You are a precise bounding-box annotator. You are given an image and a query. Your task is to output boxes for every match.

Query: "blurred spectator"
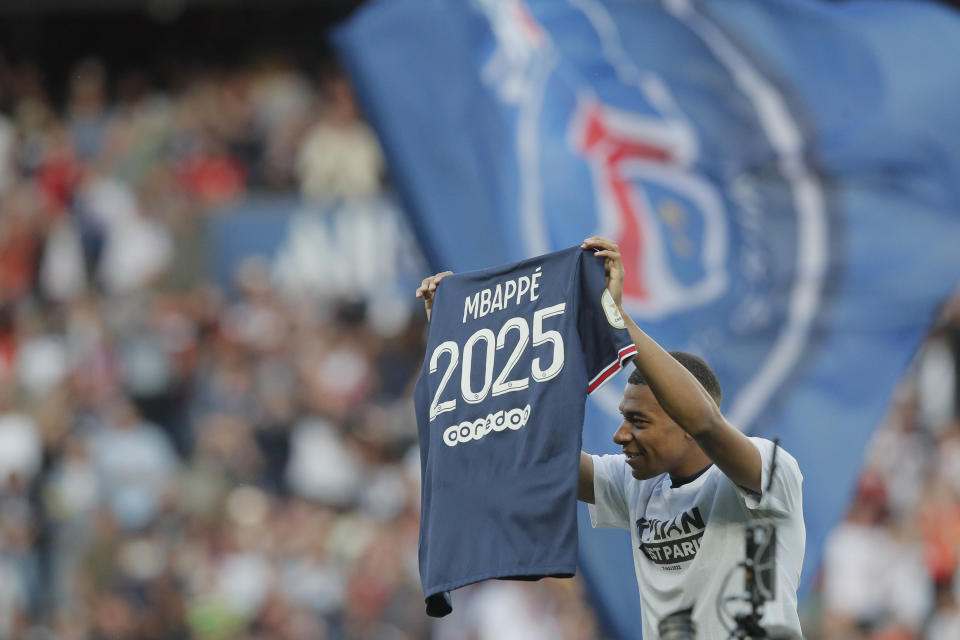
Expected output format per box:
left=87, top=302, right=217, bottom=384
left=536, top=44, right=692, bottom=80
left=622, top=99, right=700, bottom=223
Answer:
left=926, top=581, right=960, bottom=640
left=286, top=415, right=362, bottom=507
left=16, top=317, right=69, bottom=397
left=0, top=388, right=42, bottom=488
left=0, top=182, right=43, bottom=305
left=296, top=74, right=383, bottom=200
left=88, top=395, right=178, bottom=531
left=66, top=58, right=111, bottom=162
left=434, top=579, right=601, bottom=640
left=823, top=474, right=900, bottom=635
left=813, top=287, right=960, bottom=640
left=0, top=110, right=14, bottom=196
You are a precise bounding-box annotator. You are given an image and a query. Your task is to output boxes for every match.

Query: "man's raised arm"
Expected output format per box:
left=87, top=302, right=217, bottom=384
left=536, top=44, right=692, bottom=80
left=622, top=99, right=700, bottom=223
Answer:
left=581, top=237, right=763, bottom=494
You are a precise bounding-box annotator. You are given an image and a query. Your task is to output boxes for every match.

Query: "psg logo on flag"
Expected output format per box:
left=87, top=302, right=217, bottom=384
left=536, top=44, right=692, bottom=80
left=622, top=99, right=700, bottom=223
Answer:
left=472, top=0, right=833, bottom=430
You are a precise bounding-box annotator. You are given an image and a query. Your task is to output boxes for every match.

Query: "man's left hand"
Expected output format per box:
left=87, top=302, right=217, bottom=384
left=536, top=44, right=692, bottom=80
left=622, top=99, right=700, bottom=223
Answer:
left=582, top=237, right=625, bottom=308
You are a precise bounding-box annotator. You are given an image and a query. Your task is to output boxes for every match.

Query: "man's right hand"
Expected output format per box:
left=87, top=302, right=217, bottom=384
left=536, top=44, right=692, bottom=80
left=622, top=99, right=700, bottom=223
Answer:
left=415, top=271, right=453, bottom=322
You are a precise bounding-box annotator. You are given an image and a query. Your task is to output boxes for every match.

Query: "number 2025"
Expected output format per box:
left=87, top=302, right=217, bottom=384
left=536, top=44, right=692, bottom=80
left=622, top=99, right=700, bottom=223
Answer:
left=429, top=303, right=566, bottom=421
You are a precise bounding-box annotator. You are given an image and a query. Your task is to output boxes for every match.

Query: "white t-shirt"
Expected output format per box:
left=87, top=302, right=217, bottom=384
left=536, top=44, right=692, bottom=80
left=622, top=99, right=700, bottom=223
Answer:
left=589, top=437, right=805, bottom=639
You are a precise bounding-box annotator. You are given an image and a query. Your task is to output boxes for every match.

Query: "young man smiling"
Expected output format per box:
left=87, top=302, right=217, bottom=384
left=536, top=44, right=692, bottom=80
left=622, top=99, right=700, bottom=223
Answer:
left=577, top=236, right=805, bottom=639
left=416, top=237, right=805, bottom=638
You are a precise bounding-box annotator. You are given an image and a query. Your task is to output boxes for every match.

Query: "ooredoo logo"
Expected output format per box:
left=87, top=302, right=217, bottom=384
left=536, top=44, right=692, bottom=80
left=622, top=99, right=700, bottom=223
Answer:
left=443, top=405, right=532, bottom=447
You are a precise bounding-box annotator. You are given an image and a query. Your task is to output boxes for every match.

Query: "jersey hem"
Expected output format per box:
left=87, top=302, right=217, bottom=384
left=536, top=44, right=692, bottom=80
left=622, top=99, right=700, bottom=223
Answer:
left=587, top=344, right=637, bottom=394
left=424, top=563, right=577, bottom=595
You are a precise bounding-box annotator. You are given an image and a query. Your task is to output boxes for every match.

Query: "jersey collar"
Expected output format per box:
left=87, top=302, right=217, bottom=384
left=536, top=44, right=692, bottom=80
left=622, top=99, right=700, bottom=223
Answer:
left=669, top=464, right=713, bottom=489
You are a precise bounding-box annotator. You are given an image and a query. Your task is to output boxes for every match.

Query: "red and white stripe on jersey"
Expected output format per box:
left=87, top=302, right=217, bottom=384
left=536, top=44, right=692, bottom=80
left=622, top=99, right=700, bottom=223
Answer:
left=587, top=344, right=638, bottom=395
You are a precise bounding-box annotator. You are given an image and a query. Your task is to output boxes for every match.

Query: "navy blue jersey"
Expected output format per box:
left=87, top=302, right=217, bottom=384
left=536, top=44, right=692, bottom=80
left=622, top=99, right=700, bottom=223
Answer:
left=414, top=246, right=636, bottom=616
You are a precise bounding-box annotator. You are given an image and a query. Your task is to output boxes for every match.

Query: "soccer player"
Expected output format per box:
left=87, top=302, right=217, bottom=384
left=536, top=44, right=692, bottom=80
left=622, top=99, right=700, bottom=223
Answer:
left=416, top=237, right=805, bottom=638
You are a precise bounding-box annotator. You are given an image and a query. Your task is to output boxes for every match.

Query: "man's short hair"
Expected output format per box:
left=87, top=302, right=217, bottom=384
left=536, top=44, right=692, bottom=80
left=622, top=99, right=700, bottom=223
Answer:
left=627, top=351, right=722, bottom=405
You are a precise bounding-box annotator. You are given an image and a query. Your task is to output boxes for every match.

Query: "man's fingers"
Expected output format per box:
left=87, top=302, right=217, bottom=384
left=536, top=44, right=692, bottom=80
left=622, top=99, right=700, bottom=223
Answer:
left=581, top=236, right=619, bottom=252
left=428, top=271, right=453, bottom=291
left=416, top=279, right=432, bottom=299
left=591, top=249, right=621, bottom=260
left=416, top=271, right=454, bottom=300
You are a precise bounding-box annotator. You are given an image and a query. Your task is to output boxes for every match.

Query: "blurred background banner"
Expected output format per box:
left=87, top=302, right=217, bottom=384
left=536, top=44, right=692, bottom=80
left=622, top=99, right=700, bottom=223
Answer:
left=209, top=195, right=423, bottom=305
left=335, top=0, right=960, bottom=635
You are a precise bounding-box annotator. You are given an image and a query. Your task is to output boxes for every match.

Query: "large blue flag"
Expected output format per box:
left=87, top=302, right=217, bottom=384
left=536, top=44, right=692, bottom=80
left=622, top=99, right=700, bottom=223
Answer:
left=335, top=0, right=960, bottom=635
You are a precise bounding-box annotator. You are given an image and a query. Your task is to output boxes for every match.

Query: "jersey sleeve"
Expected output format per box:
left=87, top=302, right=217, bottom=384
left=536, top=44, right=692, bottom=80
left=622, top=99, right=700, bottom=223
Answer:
left=575, top=251, right=637, bottom=395
left=735, top=437, right=803, bottom=516
left=587, top=454, right=631, bottom=530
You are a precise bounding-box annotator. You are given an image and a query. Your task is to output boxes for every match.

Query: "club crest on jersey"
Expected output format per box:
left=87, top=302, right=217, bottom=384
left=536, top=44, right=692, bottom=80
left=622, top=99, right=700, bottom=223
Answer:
left=601, top=289, right=626, bottom=329
left=471, top=0, right=831, bottom=430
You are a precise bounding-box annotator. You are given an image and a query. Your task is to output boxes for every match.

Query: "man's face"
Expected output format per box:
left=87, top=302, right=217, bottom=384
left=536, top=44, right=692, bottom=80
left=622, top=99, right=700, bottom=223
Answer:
left=614, top=383, right=694, bottom=480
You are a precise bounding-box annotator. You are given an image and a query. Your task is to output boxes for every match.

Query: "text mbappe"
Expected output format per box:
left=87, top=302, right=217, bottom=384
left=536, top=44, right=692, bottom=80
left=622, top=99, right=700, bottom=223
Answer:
left=463, top=266, right=542, bottom=323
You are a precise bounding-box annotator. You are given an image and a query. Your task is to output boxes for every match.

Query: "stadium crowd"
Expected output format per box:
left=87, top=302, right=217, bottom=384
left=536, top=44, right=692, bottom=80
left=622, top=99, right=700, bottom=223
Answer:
left=1, top=52, right=959, bottom=640
left=806, top=295, right=960, bottom=640
left=0, top=57, right=601, bottom=639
